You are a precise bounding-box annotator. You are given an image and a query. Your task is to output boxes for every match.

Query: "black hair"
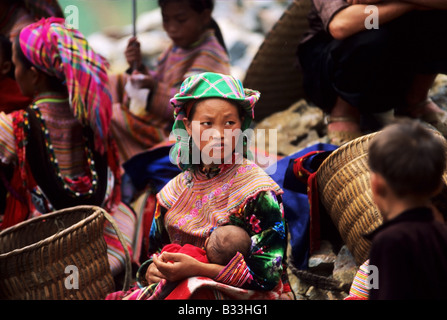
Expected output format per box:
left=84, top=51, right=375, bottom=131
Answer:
left=158, top=0, right=227, bottom=52
left=206, top=225, right=251, bottom=265
left=368, top=119, right=447, bottom=198
left=0, top=34, right=15, bottom=78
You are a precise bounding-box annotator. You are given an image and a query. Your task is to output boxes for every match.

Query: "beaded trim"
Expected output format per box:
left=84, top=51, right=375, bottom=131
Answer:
left=30, top=103, right=98, bottom=197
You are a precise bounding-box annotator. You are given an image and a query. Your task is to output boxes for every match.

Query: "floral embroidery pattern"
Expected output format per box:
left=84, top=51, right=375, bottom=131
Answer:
left=249, top=214, right=261, bottom=233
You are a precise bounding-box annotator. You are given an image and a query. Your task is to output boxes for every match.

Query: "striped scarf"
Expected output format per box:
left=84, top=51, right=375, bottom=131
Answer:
left=19, top=17, right=112, bottom=153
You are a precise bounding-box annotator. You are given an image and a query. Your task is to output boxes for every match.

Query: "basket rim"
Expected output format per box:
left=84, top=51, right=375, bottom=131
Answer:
left=316, top=133, right=377, bottom=176
left=0, top=205, right=106, bottom=259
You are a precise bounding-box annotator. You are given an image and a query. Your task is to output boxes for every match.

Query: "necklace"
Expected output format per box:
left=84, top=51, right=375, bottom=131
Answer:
left=30, top=103, right=98, bottom=197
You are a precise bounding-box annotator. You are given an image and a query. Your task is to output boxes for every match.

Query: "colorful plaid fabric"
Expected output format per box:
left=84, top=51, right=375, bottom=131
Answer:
left=19, top=17, right=112, bottom=152
left=169, top=72, right=260, bottom=170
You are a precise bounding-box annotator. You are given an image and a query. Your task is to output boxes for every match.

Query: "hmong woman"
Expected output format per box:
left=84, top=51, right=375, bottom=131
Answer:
left=107, top=72, right=294, bottom=300
left=110, top=0, right=231, bottom=165
left=0, top=18, right=136, bottom=279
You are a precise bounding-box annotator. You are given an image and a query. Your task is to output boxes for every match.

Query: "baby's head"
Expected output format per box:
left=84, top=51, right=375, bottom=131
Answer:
left=205, top=225, right=251, bottom=265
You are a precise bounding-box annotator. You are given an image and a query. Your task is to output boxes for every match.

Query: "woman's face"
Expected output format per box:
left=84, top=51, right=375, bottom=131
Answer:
left=11, top=41, right=35, bottom=97
left=161, top=0, right=211, bottom=49
left=184, top=98, right=243, bottom=165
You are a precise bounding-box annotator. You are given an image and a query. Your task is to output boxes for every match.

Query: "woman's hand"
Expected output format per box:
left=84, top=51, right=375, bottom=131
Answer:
left=145, top=255, right=166, bottom=285
left=153, top=252, right=225, bottom=282
left=152, top=252, right=201, bottom=282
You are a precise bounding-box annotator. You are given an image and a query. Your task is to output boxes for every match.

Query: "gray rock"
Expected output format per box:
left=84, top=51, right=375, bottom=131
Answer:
left=308, top=240, right=336, bottom=276
left=333, top=245, right=358, bottom=287
left=254, top=99, right=325, bottom=156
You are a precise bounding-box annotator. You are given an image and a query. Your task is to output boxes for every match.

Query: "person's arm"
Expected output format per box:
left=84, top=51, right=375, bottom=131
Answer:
left=152, top=251, right=225, bottom=281
left=349, top=0, right=447, bottom=10
left=329, top=1, right=417, bottom=40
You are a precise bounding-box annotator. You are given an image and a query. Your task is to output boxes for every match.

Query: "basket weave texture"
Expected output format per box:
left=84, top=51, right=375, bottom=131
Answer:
left=316, top=133, right=382, bottom=265
left=0, top=206, right=116, bottom=300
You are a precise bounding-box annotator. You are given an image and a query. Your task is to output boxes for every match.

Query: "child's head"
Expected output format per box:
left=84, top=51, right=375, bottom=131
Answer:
left=184, top=97, right=245, bottom=165
left=170, top=72, right=260, bottom=171
left=158, top=0, right=224, bottom=50
left=205, top=225, right=251, bottom=265
left=0, top=34, right=14, bottom=79
left=368, top=120, right=446, bottom=217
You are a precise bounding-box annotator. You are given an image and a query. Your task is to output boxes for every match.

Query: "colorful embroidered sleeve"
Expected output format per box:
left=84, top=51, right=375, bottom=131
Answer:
left=0, top=112, right=17, bottom=164
left=216, top=190, right=287, bottom=291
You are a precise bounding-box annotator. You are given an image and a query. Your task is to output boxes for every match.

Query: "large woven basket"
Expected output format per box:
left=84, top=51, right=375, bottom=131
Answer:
left=243, top=0, right=312, bottom=121
left=0, top=205, right=131, bottom=300
left=316, top=131, right=447, bottom=265
left=316, top=134, right=381, bottom=265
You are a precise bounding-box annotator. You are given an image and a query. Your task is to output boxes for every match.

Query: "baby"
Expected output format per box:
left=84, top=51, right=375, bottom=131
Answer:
left=161, top=224, right=252, bottom=266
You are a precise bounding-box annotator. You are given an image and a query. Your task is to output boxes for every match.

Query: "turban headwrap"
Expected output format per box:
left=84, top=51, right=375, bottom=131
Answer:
left=19, top=17, right=112, bottom=152
left=169, top=72, right=260, bottom=171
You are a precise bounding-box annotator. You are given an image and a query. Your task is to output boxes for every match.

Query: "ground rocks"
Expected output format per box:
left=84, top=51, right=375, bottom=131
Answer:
left=254, top=99, right=327, bottom=157
left=287, top=241, right=356, bottom=300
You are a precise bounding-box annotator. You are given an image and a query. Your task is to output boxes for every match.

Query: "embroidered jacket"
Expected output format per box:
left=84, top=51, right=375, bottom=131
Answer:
left=145, top=158, right=289, bottom=291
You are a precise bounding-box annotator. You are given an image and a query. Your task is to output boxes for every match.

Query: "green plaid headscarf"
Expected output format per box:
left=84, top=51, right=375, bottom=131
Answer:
left=170, top=72, right=260, bottom=171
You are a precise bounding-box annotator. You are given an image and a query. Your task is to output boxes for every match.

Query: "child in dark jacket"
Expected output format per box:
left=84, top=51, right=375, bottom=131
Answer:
left=366, top=119, right=447, bottom=300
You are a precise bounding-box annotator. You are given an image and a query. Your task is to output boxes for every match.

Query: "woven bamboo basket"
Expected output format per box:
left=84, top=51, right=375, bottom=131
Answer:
left=243, top=0, right=312, bottom=121
left=316, top=134, right=381, bottom=265
left=0, top=205, right=131, bottom=300
left=316, top=130, right=447, bottom=265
